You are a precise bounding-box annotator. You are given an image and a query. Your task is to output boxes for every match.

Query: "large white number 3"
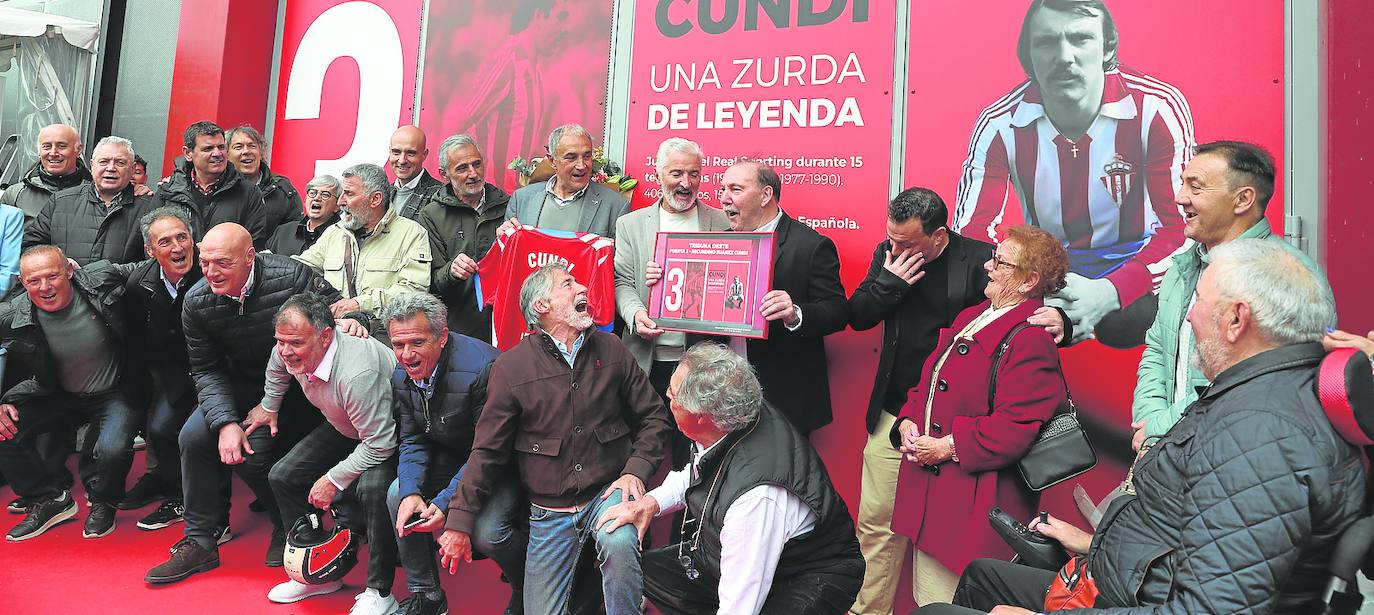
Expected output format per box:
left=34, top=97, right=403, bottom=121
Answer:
left=283, top=1, right=403, bottom=179
left=663, top=267, right=685, bottom=313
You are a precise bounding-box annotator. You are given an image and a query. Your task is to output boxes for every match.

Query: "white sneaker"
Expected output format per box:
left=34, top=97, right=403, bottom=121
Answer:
left=350, top=588, right=399, bottom=615
left=267, top=579, right=342, bottom=603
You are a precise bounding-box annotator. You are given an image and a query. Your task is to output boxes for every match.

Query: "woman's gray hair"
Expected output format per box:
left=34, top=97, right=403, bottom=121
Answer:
left=547, top=124, right=592, bottom=156
left=381, top=291, right=448, bottom=339
left=654, top=137, right=704, bottom=176
left=139, top=206, right=194, bottom=245
left=305, top=174, right=341, bottom=194
left=675, top=342, right=762, bottom=432
left=1208, top=239, right=1335, bottom=346
left=439, top=134, right=482, bottom=168
left=519, top=263, right=567, bottom=328
left=341, top=163, right=392, bottom=208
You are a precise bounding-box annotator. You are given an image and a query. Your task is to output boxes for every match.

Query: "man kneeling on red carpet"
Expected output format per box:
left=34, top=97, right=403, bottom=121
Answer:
left=0, top=246, right=143, bottom=542
left=255, top=293, right=402, bottom=614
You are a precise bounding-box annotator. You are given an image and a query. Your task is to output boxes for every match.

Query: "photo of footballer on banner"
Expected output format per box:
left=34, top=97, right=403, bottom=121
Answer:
left=649, top=231, right=776, bottom=338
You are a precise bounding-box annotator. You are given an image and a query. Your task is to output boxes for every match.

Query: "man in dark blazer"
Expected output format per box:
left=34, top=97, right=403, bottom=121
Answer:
left=502, top=124, right=628, bottom=239
left=701, top=159, right=848, bottom=435
left=847, top=187, right=1068, bottom=615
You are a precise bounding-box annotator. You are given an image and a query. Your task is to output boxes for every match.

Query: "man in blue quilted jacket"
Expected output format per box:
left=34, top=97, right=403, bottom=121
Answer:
left=382, top=291, right=527, bottom=615
left=918, top=238, right=1364, bottom=614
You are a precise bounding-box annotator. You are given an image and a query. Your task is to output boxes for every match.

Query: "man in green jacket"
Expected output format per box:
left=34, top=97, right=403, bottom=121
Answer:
left=415, top=134, right=510, bottom=343
left=1131, top=140, right=1316, bottom=448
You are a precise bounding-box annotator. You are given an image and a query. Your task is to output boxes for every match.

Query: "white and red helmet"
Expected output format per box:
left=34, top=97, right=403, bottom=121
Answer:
left=283, top=510, right=358, bottom=585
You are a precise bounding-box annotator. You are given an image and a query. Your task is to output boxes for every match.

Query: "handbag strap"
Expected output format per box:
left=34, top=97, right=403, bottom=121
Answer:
left=986, top=322, right=1075, bottom=415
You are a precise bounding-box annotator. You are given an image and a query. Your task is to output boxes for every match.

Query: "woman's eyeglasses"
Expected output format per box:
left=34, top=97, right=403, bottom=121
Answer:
left=991, top=253, right=1021, bottom=270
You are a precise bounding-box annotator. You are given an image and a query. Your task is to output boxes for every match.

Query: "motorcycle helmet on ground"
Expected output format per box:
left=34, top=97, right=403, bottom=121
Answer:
left=283, top=508, right=358, bottom=585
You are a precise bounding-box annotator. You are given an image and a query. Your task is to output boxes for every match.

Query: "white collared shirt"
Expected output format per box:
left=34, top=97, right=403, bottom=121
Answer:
left=395, top=173, right=424, bottom=191
left=752, top=209, right=784, bottom=234
left=230, top=262, right=256, bottom=304
left=648, top=440, right=817, bottom=615
left=308, top=335, right=340, bottom=383
left=160, top=268, right=181, bottom=298
left=544, top=177, right=590, bottom=207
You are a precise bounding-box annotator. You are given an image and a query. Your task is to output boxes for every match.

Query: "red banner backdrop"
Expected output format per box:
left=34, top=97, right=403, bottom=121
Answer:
left=906, top=0, right=1284, bottom=437
left=268, top=0, right=423, bottom=188
left=624, top=0, right=897, bottom=291
left=416, top=0, right=615, bottom=192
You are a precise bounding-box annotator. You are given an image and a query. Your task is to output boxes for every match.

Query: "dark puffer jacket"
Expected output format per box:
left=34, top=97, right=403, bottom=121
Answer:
left=416, top=182, right=510, bottom=342
left=1, top=160, right=92, bottom=226
left=256, top=162, right=303, bottom=234
left=24, top=182, right=158, bottom=265
left=1069, top=343, right=1364, bottom=614
left=391, top=331, right=501, bottom=511
left=181, top=253, right=348, bottom=431
left=0, top=260, right=140, bottom=405
left=157, top=159, right=268, bottom=249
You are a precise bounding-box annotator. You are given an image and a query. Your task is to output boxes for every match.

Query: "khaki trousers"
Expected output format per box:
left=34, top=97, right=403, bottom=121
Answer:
left=851, top=413, right=961, bottom=614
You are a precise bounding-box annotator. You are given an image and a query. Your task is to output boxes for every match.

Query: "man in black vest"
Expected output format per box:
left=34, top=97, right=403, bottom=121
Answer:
left=599, top=342, right=864, bottom=615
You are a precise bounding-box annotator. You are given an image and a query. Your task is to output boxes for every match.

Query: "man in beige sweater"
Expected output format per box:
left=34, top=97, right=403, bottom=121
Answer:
left=250, top=292, right=401, bottom=614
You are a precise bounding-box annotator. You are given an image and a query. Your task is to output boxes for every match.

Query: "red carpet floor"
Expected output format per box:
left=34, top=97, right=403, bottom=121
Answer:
left=0, top=455, right=514, bottom=614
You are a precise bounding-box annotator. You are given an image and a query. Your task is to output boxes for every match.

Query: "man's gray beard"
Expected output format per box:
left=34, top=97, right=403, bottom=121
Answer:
left=339, top=211, right=366, bottom=232
left=556, top=305, right=594, bottom=332
left=1190, top=331, right=1229, bottom=381
left=663, top=193, right=695, bottom=213
left=459, top=185, right=485, bottom=201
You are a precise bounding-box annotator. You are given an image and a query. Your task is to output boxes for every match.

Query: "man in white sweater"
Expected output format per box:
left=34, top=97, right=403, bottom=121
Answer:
left=247, top=292, right=401, bottom=614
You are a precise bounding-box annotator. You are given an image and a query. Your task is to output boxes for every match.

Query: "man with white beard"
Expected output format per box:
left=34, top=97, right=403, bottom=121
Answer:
left=613, top=138, right=729, bottom=399
left=292, top=163, right=431, bottom=324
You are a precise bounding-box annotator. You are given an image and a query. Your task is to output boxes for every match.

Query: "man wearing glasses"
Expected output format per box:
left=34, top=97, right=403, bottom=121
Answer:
left=598, top=342, right=864, bottom=615
left=265, top=175, right=342, bottom=256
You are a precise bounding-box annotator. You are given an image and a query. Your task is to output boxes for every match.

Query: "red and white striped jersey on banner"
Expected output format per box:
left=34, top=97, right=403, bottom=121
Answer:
left=954, top=68, right=1195, bottom=308
left=475, top=225, right=615, bottom=351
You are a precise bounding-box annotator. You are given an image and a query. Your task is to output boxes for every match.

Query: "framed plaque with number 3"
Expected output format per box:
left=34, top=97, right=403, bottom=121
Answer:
left=648, top=231, right=775, bottom=339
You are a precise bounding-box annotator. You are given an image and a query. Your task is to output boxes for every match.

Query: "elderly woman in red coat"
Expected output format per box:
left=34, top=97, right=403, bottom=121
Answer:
left=889, top=224, right=1069, bottom=606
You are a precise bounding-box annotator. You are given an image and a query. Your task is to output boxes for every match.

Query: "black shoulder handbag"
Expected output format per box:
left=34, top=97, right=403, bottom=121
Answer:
left=987, top=323, right=1096, bottom=491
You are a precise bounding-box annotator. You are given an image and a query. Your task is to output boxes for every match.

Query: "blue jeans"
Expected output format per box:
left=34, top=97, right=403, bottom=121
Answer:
left=386, top=466, right=527, bottom=599
left=525, top=487, right=643, bottom=615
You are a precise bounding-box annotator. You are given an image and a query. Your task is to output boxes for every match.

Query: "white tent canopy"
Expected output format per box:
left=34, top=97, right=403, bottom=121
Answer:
left=0, top=6, right=99, bottom=52
left=0, top=5, right=100, bottom=186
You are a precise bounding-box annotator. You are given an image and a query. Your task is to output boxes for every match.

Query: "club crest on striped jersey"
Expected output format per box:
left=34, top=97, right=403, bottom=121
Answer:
left=1100, top=154, right=1135, bottom=207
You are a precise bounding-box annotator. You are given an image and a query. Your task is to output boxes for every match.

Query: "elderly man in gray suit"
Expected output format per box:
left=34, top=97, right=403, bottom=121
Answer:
left=614, top=137, right=728, bottom=470
left=502, top=124, right=629, bottom=239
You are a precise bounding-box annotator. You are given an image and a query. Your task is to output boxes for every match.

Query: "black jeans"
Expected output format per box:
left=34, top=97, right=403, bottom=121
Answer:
left=269, top=422, right=399, bottom=593
left=915, top=558, right=1055, bottom=614
left=147, top=388, right=196, bottom=500
left=0, top=389, right=140, bottom=504
left=642, top=544, right=862, bottom=615
left=179, top=406, right=289, bottom=551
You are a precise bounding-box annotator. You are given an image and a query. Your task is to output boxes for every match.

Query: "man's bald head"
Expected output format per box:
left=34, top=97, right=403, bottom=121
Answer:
left=199, top=223, right=257, bottom=297
left=37, top=124, right=82, bottom=177
left=388, top=125, right=429, bottom=182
